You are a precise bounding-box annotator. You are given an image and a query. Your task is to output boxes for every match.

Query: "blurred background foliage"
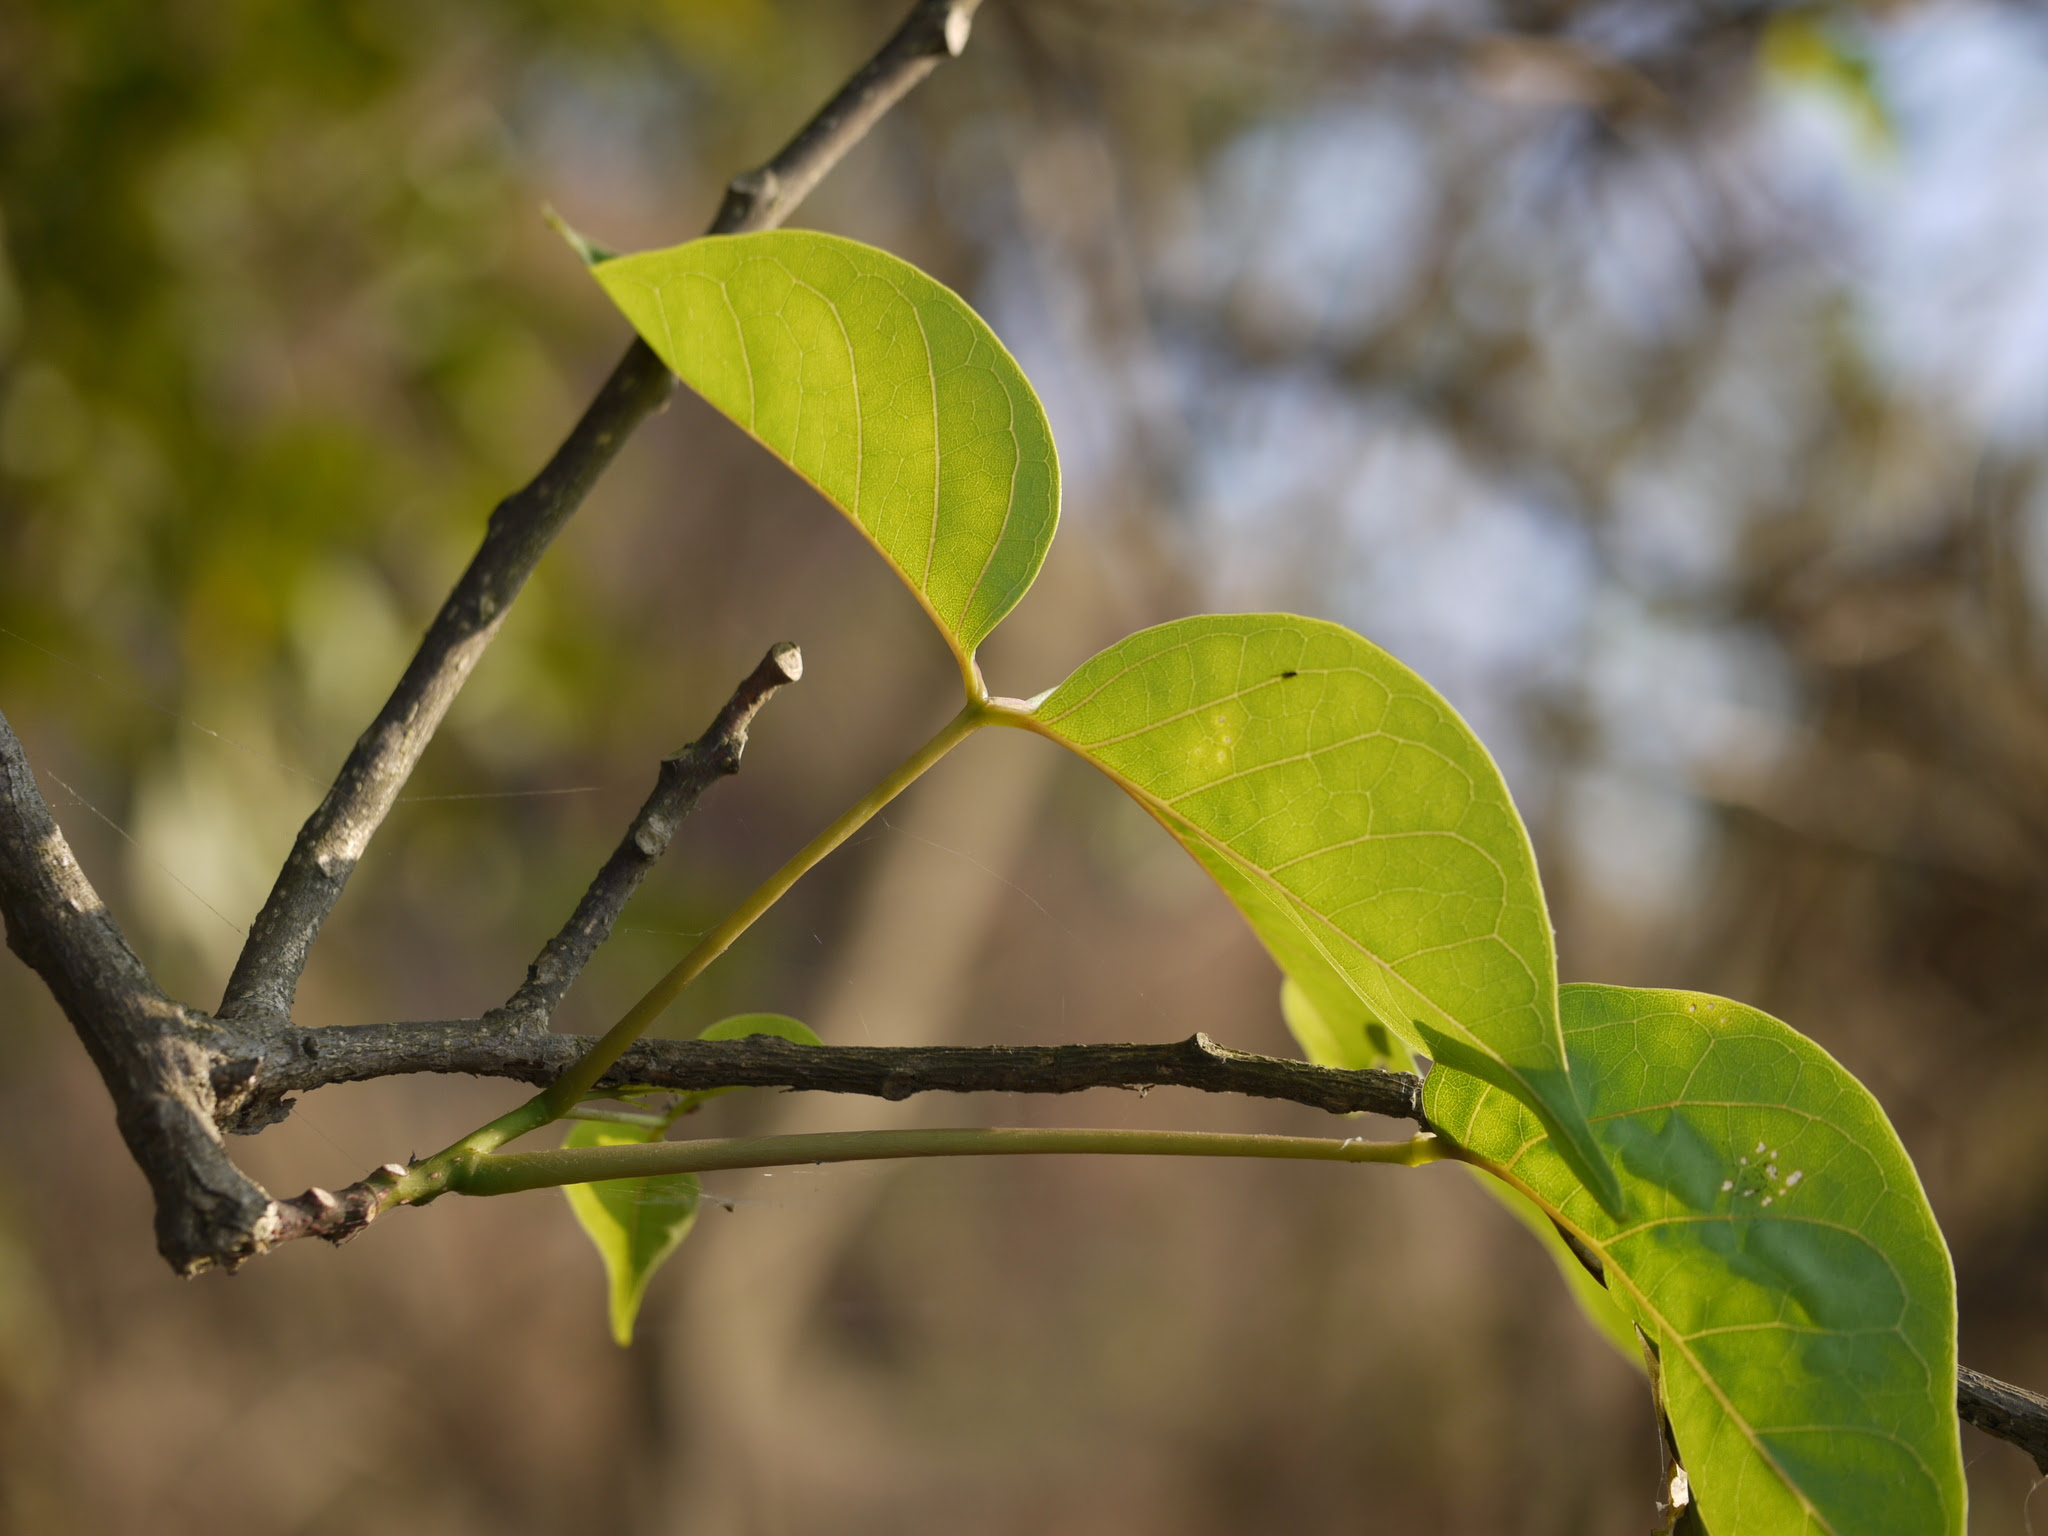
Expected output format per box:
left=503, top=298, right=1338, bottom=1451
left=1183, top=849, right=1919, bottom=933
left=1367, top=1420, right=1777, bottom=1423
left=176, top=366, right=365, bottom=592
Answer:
left=3, top=0, right=2048, bottom=1530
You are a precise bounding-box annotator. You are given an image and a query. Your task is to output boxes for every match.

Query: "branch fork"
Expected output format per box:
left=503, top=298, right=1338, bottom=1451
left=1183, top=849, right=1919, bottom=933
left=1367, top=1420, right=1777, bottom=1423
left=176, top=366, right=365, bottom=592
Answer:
left=1, top=0, right=2044, bottom=1486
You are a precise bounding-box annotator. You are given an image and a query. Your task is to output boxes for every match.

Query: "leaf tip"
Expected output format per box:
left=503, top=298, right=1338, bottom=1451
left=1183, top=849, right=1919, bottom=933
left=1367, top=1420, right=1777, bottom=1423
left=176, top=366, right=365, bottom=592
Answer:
left=542, top=204, right=621, bottom=268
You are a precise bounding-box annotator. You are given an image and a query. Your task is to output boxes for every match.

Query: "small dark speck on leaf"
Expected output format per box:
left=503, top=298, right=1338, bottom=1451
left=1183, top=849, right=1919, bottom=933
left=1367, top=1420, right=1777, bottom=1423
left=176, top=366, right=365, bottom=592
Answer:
left=1278, top=671, right=1298, bottom=680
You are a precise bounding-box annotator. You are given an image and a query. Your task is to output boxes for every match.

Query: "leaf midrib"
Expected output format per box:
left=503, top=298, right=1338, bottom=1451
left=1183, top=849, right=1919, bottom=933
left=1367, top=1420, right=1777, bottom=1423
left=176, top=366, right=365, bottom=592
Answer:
left=1025, top=717, right=1557, bottom=1098
left=1456, top=1082, right=1942, bottom=1534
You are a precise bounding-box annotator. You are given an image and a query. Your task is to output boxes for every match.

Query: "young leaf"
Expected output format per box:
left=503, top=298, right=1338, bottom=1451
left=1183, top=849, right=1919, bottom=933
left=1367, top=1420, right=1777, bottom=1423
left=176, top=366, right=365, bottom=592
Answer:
left=561, top=1121, right=701, bottom=1347
left=1023, top=613, right=1619, bottom=1211
left=678, top=1011, right=824, bottom=1113
left=696, top=1011, right=821, bottom=1046
left=589, top=231, right=1060, bottom=678
left=1426, top=985, right=1965, bottom=1536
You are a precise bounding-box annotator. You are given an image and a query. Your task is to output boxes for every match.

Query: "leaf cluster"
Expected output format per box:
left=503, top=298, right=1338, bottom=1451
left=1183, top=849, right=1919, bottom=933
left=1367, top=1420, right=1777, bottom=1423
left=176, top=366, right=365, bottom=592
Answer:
left=558, top=226, right=1968, bottom=1534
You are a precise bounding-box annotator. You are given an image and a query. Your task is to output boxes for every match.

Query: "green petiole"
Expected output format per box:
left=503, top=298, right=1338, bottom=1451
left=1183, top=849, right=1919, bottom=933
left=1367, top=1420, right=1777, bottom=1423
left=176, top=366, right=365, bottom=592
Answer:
left=453, top=1126, right=1450, bottom=1198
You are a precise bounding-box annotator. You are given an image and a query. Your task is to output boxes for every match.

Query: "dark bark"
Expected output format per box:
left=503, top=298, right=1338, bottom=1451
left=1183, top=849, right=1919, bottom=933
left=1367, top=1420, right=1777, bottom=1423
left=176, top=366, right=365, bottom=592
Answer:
left=0, top=710, right=276, bottom=1273
left=3, top=0, right=2046, bottom=1483
left=489, top=643, right=802, bottom=1034
left=1959, top=1365, right=2048, bottom=1474
left=2, top=0, right=981, bottom=1271
left=217, top=0, right=984, bottom=1028
left=219, top=1028, right=1423, bottom=1134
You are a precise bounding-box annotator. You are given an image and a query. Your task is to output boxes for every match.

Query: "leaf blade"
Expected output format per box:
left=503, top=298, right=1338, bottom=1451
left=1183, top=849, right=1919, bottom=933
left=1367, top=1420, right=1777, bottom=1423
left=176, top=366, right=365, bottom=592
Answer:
left=1027, top=613, right=1617, bottom=1210
left=1426, top=984, right=1965, bottom=1536
left=678, top=1011, right=826, bottom=1113
left=561, top=1012, right=823, bottom=1343
left=591, top=231, right=1059, bottom=670
left=561, top=1120, right=701, bottom=1348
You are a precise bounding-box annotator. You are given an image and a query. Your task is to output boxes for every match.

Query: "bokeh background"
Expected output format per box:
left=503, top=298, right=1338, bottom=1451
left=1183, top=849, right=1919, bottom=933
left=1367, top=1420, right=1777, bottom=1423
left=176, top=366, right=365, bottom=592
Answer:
left=3, top=0, right=2047, bottom=1530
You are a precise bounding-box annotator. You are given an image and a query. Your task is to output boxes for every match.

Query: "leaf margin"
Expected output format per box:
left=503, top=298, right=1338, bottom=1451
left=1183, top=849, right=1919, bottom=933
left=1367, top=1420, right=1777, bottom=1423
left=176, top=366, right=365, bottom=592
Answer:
left=1424, top=982, right=1966, bottom=1536
left=588, top=228, right=1061, bottom=688
left=1009, top=611, right=1620, bottom=1212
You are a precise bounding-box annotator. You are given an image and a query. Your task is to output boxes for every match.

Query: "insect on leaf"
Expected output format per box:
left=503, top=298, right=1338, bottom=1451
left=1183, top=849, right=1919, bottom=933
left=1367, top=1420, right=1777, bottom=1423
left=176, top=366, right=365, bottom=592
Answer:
left=1427, top=985, right=1965, bottom=1536
left=1023, top=613, right=1619, bottom=1212
left=589, top=231, right=1059, bottom=684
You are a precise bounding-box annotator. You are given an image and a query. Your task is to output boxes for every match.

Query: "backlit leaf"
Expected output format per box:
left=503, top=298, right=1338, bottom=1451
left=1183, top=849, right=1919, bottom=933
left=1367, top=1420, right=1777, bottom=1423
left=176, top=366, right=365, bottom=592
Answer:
left=562, top=1121, right=701, bottom=1347
left=1480, top=1172, right=1640, bottom=1363
left=591, top=231, right=1059, bottom=677
left=695, top=1011, right=820, bottom=1046
left=1280, top=974, right=1402, bottom=1072
left=678, top=1011, right=824, bottom=1113
left=1023, top=613, right=1618, bottom=1211
left=1426, top=985, right=1965, bottom=1536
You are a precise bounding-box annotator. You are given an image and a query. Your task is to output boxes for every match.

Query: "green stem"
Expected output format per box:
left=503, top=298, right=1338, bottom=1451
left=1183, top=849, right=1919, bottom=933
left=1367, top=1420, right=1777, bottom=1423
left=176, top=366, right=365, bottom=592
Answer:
left=390, top=702, right=992, bottom=1181
left=563, top=1105, right=670, bottom=1129
left=454, top=1126, right=1448, bottom=1197
left=541, top=701, right=990, bottom=1116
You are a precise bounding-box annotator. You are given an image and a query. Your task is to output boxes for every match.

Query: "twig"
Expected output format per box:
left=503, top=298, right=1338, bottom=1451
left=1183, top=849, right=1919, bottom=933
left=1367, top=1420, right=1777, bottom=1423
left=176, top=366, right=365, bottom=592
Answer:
left=215, top=343, right=676, bottom=1024
left=489, top=643, right=801, bottom=1032
left=217, top=0, right=985, bottom=1026
left=219, top=1029, right=1425, bottom=1133
left=712, top=0, right=983, bottom=233
left=1, top=0, right=981, bottom=1272
left=1959, top=1365, right=2048, bottom=1475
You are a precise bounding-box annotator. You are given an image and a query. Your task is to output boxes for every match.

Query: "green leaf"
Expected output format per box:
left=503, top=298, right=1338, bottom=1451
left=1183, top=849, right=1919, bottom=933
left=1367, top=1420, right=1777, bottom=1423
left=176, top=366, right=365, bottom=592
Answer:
left=1026, top=613, right=1618, bottom=1211
left=561, top=1120, right=701, bottom=1347
left=1426, top=985, right=1965, bottom=1536
left=563, top=1013, right=819, bottom=1343
left=678, top=1011, right=824, bottom=1113
left=1280, top=975, right=1402, bottom=1072
left=590, top=231, right=1060, bottom=675
left=696, top=1011, right=821, bottom=1046
left=1278, top=965, right=1629, bottom=1360
left=1476, top=1171, right=1641, bottom=1363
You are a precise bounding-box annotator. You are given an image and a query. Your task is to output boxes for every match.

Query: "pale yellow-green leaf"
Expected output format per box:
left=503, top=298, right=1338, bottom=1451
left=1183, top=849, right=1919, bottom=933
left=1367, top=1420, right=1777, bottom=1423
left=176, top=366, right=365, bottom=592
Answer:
left=1428, top=985, right=1965, bottom=1535
left=590, top=231, right=1059, bottom=679
left=1024, top=613, right=1619, bottom=1212
left=561, top=1119, right=700, bottom=1347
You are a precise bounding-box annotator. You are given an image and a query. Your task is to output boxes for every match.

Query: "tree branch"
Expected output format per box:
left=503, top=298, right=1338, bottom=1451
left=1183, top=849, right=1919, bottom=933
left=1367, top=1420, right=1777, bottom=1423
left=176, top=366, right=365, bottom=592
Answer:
left=1, top=0, right=980, bottom=1273
left=713, top=0, right=983, bottom=233
left=217, top=0, right=985, bottom=1026
left=220, top=1028, right=1424, bottom=1134
left=489, top=642, right=801, bottom=1033
left=1959, top=1365, right=2048, bottom=1475
left=0, top=709, right=277, bottom=1273
left=228, top=1008, right=2048, bottom=1478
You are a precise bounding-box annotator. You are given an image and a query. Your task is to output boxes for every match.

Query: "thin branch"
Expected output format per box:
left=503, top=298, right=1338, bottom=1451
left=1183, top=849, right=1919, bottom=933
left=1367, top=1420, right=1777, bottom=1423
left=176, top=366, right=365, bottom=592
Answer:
left=220, top=1028, right=1426, bottom=1133
left=233, top=1004, right=2048, bottom=1479
left=216, top=344, right=677, bottom=1024
left=1959, top=1365, right=2048, bottom=1475
left=217, top=0, right=985, bottom=1026
left=711, top=0, right=984, bottom=233
left=539, top=701, right=987, bottom=1117
left=490, top=643, right=801, bottom=1032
